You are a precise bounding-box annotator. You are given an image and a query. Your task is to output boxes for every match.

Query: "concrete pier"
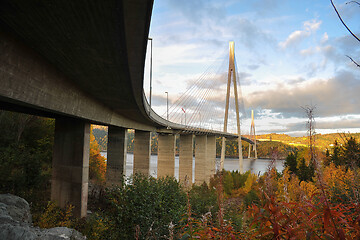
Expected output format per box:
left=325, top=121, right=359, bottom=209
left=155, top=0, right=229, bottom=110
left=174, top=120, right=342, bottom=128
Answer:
left=195, top=135, right=207, bottom=185
left=51, top=117, right=90, bottom=218
left=106, top=126, right=127, bottom=186
left=206, top=135, right=216, bottom=181
left=157, top=134, right=176, bottom=178
left=179, top=134, right=193, bottom=185
left=133, top=130, right=151, bottom=175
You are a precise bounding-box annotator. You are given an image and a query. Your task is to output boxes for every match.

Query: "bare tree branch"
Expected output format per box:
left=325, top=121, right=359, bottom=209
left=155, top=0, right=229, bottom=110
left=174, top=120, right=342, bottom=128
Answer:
left=346, top=55, right=360, bottom=67
left=301, top=105, right=317, bottom=164
left=330, top=0, right=360, bottom=42
left=346, top=1, right=360, bottom=6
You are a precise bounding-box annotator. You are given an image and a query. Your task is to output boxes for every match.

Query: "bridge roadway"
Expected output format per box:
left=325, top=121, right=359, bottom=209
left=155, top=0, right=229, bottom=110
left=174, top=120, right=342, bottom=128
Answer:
left=0, top=0, right=252, bottom=217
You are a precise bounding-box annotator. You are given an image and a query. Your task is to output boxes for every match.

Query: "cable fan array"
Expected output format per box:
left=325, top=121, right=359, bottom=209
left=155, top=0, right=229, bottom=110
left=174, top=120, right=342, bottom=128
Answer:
left=162, top=48, right=247, bottom=134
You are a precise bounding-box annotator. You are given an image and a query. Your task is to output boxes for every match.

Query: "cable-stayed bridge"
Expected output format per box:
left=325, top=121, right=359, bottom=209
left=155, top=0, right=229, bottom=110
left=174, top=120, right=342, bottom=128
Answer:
left=0, top=0, right=254, bottom=218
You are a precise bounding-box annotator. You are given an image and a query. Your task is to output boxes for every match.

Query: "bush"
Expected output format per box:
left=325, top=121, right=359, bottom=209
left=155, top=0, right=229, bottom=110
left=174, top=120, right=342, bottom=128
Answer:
left=0, top=111, right=54, bottom=204
left=188, top=182, right=218, bottom=219
left=96, top=174, right=187, bottom=239
left=34, top=201, right=74, bottom=229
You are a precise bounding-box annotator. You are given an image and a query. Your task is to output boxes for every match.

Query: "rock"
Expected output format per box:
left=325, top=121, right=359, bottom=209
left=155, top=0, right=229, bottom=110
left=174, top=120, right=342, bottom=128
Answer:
left=0, top=194, right=32, bottom=223
left=0, top=224, right=37, bottom=240
left=41, top=227, right=86, bottom=240
left=0, top=194, right=86, bottom=240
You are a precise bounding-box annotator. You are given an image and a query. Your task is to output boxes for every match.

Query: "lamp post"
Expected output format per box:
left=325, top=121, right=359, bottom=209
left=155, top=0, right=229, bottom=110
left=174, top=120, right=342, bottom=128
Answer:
left=148, top=37, right=153, bottom=107
left=165, top=91, right=169, bottom=121
left=199, top=112, right=201, bottom=128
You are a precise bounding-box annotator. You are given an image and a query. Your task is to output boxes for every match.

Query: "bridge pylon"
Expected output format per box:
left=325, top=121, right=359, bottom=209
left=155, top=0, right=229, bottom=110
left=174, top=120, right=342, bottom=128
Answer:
left=248, top=110, right=257, bottom=159
left=220, top=41, right=244, bottom=173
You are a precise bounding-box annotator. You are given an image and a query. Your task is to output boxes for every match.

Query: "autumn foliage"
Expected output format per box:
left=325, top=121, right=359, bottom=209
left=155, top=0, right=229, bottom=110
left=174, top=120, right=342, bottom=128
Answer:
left=178, top=137, right=360, bottom=239
left=89, top=127, right=107, bottom=184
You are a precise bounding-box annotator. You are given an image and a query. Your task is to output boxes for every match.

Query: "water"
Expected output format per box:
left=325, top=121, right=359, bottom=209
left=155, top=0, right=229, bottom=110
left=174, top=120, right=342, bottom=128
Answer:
left=101, top=152, right=284, bottom=182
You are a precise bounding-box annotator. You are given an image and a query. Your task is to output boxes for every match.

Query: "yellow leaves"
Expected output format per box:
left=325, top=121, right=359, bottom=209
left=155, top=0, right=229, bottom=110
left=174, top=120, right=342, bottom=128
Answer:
left=300, top=181, right=318, bottom=199
left=322, top=163, right=355, bottom=200
left=89, top=126, right=107, bottom=184
left=243, top=173, right=257, bottom=194
left=35, top=201, right=74, bottom=229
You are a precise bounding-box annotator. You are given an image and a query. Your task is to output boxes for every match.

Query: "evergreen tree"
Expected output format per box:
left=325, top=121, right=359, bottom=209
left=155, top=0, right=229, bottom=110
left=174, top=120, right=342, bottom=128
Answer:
left=331, top=140, right=342, bottom=166
left=324, top=148, right=331, bottom=166
left=284, top=152, right=297, bottom=175
left=343, top=137, right=360, bottom=167
left=297, top=157, right=314, bottom=182
left=297, top=158, right=307, bottom=182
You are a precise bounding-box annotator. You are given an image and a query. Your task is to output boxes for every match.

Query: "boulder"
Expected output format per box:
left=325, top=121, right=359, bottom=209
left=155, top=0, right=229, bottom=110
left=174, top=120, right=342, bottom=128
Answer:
left=0, top=194, right=86, bottom=240
left=0, top=194, right=32, bottom=224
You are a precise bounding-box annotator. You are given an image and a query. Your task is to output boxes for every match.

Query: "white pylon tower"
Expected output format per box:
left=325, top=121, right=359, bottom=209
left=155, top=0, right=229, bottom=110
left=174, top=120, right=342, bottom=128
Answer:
left=248, top=110, right=257, bottom=159
left=220, top=41, right=244, bottom=173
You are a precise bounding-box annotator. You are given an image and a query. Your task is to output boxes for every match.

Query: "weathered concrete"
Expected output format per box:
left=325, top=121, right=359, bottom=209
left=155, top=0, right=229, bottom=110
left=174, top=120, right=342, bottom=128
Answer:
left=157, top=134, right=176, bottom=177
left=0, top=30, right=156, bottom=132
left=195, top=135, right=207, bottom=185
left=106, top=126, right=127, bottom=186
left=206, top=135, right=216, bottom=181
left=133, top=130, right=151, bottom=175
left=51, top=117, right=90, bottom=218
left=179, top=134, right=193, bottom=185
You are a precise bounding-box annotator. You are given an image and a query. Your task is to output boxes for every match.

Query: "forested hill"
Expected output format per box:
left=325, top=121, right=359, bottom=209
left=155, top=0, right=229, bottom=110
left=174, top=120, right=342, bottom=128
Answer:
left=93, top=125, right=359, bottom=158
left=252, top=133, right=360, bottom=151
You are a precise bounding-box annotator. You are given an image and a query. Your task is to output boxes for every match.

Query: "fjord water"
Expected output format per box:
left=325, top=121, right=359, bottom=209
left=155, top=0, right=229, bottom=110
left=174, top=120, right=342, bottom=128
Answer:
left=101, top=152, right=284, bottom=182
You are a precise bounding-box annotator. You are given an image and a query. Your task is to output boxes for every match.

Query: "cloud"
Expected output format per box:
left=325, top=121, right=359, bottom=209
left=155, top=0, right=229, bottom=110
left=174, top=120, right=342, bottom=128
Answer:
left=247, top=64, right=260, bottom=70
left=231, top=17, right=276, bottom=49
left=149, top=1, right=360, bottom=136
left=185, top=72, right=228, bottom=90
left=238, top=72, right=253, bottom=86
left=252, top=0, right=287, bottom=15
left=279, top=19, right=322, bottom=48
left=321, top=32, right=329, bottom=44
left=157, top=0, right=275, bottom=51
left=164, top=0, right=226, bottom=24
left=317, top=117, right=360, bottom=130
left=245, top=70, right=360, bottom=119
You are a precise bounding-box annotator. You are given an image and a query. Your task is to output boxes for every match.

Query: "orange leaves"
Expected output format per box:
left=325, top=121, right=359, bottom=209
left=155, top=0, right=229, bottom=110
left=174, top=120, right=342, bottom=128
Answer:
left=245, top=161, right=360, bottom=239
left=89, top=126, right=107, bottom=184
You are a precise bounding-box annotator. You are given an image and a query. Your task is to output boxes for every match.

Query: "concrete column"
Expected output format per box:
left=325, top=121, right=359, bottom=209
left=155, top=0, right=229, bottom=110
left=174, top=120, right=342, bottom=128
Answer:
left=133, top=130, right=151, bottom=175
left=179, top=134, right=193, bottom=185
left=51, top=117, right=90, bottom=218
left=157, top=134, right=176, bottom=178
left=195, top=135, right=207, bottom=185
left=206, top=135, right=216, bottom=181
left=106, top=126, right=127, bottom=186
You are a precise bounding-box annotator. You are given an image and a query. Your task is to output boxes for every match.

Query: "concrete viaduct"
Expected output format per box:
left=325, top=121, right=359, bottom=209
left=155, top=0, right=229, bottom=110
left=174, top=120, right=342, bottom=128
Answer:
left=0, top=0, right=251, bottom=217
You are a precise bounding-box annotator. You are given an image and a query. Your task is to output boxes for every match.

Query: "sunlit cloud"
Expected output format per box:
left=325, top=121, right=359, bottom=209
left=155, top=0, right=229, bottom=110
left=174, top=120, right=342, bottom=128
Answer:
left=279, top=19, right=322, bottom=49
left=148, top=1, right=360, bottom=136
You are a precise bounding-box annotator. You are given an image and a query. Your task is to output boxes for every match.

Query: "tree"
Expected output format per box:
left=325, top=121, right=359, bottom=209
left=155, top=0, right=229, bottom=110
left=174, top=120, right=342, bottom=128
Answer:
left=342, top=136, right=360, bottom=167
left=330, top=0, right=360, bottom=67
left=302, top=105, right=317, bottom=169
left=89, top=127, right=107, bottom=184
left=0, top=110, right=54, bottom=202
left=331, top=140, right=343, bottom=166
left=297, top=157, right=313, bottom=182
left=284, top=152, right=298, bottom=175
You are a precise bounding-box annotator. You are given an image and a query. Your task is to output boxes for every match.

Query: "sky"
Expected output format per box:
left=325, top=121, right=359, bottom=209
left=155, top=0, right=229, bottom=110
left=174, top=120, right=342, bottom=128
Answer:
left=143, top=0, right=360, bottom=137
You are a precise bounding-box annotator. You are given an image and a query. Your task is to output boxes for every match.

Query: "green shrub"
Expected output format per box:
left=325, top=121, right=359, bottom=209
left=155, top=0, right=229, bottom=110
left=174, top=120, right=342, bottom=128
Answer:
left=244, top=189, right=260, bottom=208
left=98, top=174, right=187, bottom=239
left=188, top=182, right=218, bottom=218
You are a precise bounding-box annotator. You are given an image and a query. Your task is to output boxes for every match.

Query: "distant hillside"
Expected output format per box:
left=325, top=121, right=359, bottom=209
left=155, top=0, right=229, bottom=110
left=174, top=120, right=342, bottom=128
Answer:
left=252, top=132, right=360, bottom=151
left=92, top=125, right=359, bottom=158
